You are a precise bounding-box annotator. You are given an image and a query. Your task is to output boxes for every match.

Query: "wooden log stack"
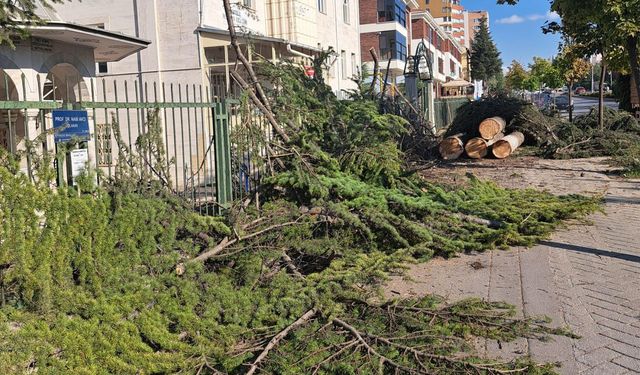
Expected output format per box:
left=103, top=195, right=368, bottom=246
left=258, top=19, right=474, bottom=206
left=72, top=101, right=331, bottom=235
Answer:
left=438, top=133, right=467, bottom=160
left=439, top=116, right=524, bottom=160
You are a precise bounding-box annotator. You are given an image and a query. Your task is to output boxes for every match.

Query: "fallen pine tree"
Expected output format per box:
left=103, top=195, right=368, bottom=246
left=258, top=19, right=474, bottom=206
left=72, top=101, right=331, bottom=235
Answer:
left=442, top=96, right=640, bottom=176
left=0, top=14, right=602, bottom=372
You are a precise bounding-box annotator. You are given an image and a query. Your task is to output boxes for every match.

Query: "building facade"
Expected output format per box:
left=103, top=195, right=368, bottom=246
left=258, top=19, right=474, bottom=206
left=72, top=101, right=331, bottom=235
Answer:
left=52, top=0, right=361, bottom=98
left=463, top=10, right=489, bottom=49
left=359, top=0, right=419, bottom=84
left=410, top=11, right=465, bottom=96
left=419, top=0, right=465, bottom=46
left=0, top=19, right=147, bottom=175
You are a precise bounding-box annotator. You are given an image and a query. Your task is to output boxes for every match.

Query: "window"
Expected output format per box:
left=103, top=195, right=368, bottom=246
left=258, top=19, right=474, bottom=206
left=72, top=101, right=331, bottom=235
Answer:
left=351, top=53, right=357, bottom=77
left=438, top=58, right=444, bottom=74
left=243, top=0, right=253, bottom=8
left=318, top=0, right=326, bottom=13
left=341, top=50, right=347, bottom=79
left=98, top=62, right=108, bottom=74
left=343, top=0, right=350, bottom=24
left=379, top=31, right=407, bottom=62
left=92, top=24, right=108, bottom=74
left=377, top=0, right=406, bottom=27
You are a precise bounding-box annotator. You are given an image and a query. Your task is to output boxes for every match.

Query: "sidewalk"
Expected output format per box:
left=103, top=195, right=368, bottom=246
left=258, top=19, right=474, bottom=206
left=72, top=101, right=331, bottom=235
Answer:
left=386, top=158, right=640, bottom=374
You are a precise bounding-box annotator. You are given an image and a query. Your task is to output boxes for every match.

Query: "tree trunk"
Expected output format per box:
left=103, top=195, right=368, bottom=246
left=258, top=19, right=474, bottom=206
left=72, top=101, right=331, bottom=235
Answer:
left=568, top=80, right=574, bottom=123
left=439, top=133, right=467, bottom=160
left=627, top=36, right=640, bottom=110
left=465, top=132, right=504, bottom=159
left=598, top=62, right=607, bottom=130
left=478, top=116, right=506, bottom=140
left=492, top=132, right=525, bottom=159
left=369, top=48, right=379, bottom=96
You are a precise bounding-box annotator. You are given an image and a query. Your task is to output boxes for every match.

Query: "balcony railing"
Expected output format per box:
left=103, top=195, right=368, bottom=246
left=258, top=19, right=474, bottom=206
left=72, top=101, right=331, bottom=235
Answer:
left=380, top=43, right=407, bottom=62
left=377, top=5, right=406, bottom=27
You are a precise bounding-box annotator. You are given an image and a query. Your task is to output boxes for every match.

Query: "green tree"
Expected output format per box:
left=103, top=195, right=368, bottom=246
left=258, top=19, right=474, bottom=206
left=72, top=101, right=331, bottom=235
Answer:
left=556, top=48, right=591, bottom=122
left=498, top=0, right=640, bottom=124
left=1, top=0, right=66, bottom=47
left=530, top=57, right=564, bottom=90
left=470, top=17, right=503, bottom=84
left=505, top=60, right=530, bottom=93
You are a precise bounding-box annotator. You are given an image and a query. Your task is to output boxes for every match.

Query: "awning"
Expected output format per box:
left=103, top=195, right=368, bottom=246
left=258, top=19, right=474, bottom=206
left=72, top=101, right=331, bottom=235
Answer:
left=442, top=79, right=472, bottom=88
left=197, top=27, right=320, bottom=53
left=22, top=22, right=150, bottom=62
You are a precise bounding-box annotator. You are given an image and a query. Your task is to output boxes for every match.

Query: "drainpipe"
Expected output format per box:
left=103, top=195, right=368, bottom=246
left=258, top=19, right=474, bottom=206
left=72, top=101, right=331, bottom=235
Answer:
left=334, top=0, right=341, bottom=95
left=287, top=43, right=313, bottom=60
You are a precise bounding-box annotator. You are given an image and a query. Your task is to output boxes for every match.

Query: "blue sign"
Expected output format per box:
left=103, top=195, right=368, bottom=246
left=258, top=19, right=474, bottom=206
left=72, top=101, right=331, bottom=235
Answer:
left=52, top=110, right=90, bottom=143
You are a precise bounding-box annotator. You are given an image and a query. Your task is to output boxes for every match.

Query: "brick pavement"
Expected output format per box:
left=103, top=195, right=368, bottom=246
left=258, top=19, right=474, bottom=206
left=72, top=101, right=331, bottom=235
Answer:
left=386, top=159, right=640, bottom=374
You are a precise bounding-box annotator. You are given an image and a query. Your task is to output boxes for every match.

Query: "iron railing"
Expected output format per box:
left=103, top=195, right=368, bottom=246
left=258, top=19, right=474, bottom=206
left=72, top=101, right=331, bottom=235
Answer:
left=0, top=71, right=236, bottom=215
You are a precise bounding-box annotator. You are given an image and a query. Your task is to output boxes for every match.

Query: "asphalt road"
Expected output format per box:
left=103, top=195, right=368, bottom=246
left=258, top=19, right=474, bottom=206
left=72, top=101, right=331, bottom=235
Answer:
left=558, top=95, right=619, bottom=118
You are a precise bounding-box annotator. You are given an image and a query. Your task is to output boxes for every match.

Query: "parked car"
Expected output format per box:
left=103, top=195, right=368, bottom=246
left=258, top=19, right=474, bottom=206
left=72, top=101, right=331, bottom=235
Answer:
left=575, top=86, right=587, bottom=95
left=553, top=96, right=574, bottom=111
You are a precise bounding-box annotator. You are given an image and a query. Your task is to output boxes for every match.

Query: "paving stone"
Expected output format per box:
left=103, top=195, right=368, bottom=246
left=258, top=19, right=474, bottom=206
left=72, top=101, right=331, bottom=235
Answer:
left=576, top=347, right=622, bottom=368
left=598, top=328, right=640, bottom=348
left=612, top=356, right=640, bottom=373
left=580, top=360, right=629, bottom=375
left=609, top=341, right=640, bottom=361
left=386, top=160, right=640, bottom=373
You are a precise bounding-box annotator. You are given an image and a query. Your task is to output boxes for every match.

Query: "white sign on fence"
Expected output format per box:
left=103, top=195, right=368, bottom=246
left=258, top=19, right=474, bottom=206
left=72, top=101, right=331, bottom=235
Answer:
left=70, top=148, right=89, bottom=186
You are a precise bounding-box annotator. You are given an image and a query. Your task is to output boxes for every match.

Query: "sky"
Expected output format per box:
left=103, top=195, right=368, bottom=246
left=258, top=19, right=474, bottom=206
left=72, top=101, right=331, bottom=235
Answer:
left=462, top=0, right=562, bottom=69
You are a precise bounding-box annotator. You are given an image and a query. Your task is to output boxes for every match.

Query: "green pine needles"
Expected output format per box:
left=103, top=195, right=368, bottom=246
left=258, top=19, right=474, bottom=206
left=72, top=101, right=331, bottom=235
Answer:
left=0, top=59, right=602, bottom=374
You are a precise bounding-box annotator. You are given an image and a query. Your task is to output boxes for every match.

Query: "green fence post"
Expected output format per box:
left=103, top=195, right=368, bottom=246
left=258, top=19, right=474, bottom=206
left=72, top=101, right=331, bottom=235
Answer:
left=214, top=101, right=233, bottom=210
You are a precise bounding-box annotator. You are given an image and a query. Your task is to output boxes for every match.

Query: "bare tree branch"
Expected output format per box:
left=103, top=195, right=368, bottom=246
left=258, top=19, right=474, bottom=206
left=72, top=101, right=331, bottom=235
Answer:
left=246, top=308, right=318, bottom=375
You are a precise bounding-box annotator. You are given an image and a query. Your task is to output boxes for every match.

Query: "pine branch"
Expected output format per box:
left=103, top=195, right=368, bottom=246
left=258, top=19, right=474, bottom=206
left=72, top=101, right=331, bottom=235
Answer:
left=245, top=308, right=317, bottom=375
left=332, top=318, right=420, bottom=374
left=187, top=216, right=315, bottom=264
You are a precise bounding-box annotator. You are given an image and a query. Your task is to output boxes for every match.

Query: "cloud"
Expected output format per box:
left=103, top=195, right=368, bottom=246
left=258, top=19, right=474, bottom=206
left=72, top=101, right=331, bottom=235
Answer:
left=498, top=11, right=561, bottom=25
left=496, top=15, right=525, bottom=24
left=547, top=11, right=560, bottom=21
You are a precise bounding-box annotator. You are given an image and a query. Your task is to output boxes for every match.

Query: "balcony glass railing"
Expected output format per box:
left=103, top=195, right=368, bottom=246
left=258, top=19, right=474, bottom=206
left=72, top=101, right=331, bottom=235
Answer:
left=377, top=3, right=406, bottom=27
left=380, top=43, right=407, bottom=62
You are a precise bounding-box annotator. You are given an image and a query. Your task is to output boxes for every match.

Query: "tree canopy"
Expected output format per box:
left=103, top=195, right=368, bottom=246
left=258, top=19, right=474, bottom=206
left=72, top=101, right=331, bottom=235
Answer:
left=497, top=0, right=640, bottom=101
left=530, top=57, right=564, bottom=89
left=470, top=17, right=503, bottom=83
left=0, top=0, right=65, bottom=47
left=505, top=60, right=532, bottom=91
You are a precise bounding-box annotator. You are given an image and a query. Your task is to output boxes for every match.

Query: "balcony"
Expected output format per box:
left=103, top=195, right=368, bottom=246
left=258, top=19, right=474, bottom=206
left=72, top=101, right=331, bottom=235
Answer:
left=380, top=43, right=407, bottom=62
left=377, top=0, right=407, bottom=28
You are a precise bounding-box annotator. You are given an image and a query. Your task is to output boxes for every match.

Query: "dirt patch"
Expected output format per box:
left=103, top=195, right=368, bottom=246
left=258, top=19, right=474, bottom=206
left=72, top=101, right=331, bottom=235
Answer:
left=419, top=156, right=620, bottom=196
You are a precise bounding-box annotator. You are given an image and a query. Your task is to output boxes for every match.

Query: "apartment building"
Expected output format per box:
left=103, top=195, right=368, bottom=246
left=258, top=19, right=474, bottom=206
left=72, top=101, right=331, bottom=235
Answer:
left=359, top=0, right=419, bottom=84
left=463, top=10, right=489, bottom=49
left=410, top=11, right=465, bottom=97
left=419, top=0, right=465, bottom=46
left=52, top=0, right=361, bottom=97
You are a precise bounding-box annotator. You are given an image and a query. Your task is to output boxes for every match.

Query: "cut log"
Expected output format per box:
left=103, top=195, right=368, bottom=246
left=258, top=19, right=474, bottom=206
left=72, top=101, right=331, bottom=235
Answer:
left=492, top=131, right=525, bottom=159
left=464, top=132, right=504, bottom=159
left=478, top=117, right=506, bottom=140
left=439, top=133, right=466, bottom=160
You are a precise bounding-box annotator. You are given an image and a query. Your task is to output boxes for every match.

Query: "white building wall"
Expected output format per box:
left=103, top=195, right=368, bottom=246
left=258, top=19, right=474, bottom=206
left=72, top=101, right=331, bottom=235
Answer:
left=316, top=0, right=360, bottom=95
left=53, top=0, right=203, bottom=88
left=53, top=0, right=358, bottom=95
left=265, top=0, right=360, bottom=95
left=202, top=0, right=267, bottom=34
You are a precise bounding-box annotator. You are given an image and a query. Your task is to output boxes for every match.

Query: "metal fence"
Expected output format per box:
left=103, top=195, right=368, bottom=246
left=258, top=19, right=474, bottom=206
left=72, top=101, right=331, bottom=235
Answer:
left=433, top=97, right=469, bottom=130
left=0, top=72, right=234, bottom=215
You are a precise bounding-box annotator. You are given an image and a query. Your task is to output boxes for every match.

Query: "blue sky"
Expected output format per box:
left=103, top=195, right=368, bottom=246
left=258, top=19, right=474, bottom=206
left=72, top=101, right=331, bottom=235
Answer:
left=463, top=0, right=561, bottom=69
